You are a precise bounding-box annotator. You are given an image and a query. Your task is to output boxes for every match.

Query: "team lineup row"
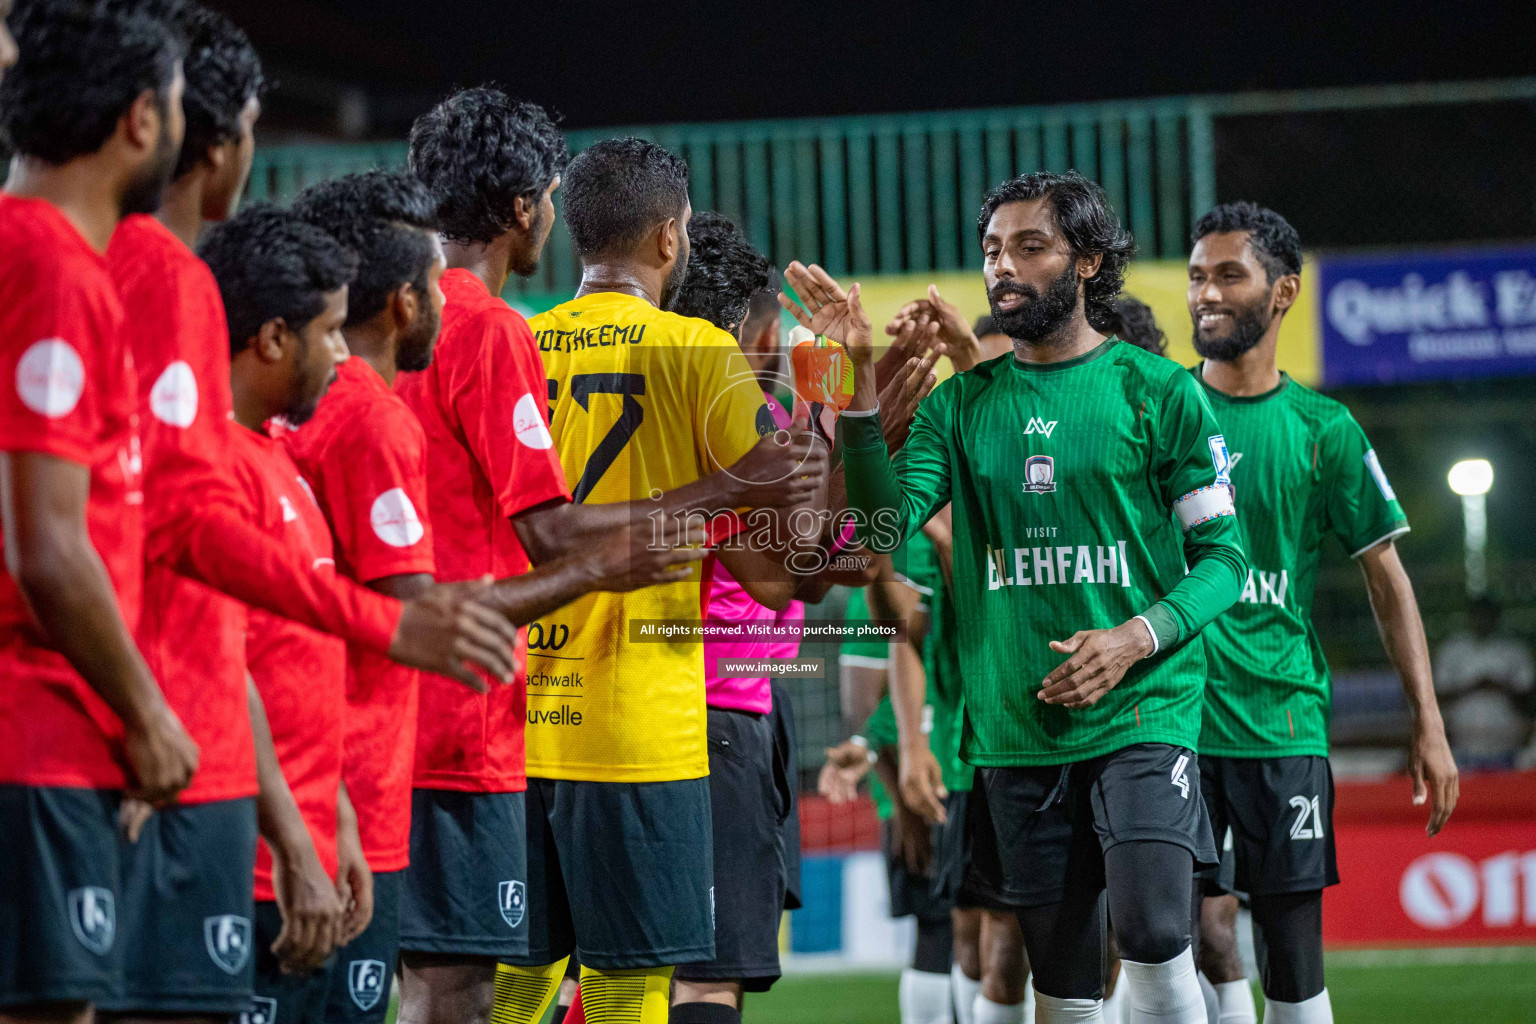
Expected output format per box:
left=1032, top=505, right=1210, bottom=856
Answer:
left=0, top=3, right=1459, bottom=1024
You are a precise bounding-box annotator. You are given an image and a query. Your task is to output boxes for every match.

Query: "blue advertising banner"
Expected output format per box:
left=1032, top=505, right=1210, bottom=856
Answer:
left=1319, top=247, right=1536, bottom=386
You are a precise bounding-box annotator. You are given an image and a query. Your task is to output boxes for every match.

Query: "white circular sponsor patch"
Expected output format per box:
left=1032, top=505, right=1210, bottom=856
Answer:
left=512, top=392, right=553, bottom=450
left=149, top=360, right=199, bottom=427
left=370, top=487, right=425, bottom=547
left=15, top=339, right=85, bottom=418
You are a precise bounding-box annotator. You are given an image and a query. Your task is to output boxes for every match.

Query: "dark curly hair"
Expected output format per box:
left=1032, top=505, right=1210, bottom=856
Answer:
left=407, top=87, right=567, bottom=246
left=977, top=170, right=1135, bottom=333
left=1105, top=295, right=1167, bottom=357
left=0, top=0, right=184, bottom=164
left=291, top=170, right=438, bottom=326
left=562, top=137, right=690, bottom=261
left=1191, top=201, right=1302, bottom=283
left=669, top=211, right=772, bottom=332
left=199, top=203, right=357, bottom=353
left=173, top=4, right=264, bottom=179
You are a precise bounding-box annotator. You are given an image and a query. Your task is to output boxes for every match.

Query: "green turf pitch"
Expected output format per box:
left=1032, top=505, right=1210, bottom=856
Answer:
left=748, top=954, right=1536, bottom=1023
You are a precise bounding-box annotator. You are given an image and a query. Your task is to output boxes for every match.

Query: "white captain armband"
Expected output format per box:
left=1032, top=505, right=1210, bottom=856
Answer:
left=1172, top=484, right=1235, bottom=532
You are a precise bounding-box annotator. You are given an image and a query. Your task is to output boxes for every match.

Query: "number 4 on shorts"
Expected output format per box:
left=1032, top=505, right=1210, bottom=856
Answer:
left=1171, top=754, right=1190, bottom=799
left=1289, top=794, right=1324, bottom=840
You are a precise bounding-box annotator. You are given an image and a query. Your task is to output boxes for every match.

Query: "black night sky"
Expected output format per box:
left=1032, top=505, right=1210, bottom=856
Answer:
left=201, top=0, right=1536, bottom=137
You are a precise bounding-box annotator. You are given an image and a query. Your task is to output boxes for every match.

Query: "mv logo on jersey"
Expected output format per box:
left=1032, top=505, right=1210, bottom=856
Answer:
left=204, top=914, right=252, bottom=974
left=1023, top=416, right=1058, bottom=438
left=498, top=879, right=526, bottom=929
left=349, top=959, right=388, bottom=1011
left=67, top=886, right=115, bottom=954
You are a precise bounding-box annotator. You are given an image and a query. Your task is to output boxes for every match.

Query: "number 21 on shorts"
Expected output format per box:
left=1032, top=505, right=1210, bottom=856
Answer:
left=1289, top=794, right=1324, bottom=840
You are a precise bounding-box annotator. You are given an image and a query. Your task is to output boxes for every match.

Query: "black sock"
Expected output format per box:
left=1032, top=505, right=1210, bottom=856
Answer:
left=669, top=1001, right=741, bottom=1024
left=551, top=1007, right=569, bottom=1024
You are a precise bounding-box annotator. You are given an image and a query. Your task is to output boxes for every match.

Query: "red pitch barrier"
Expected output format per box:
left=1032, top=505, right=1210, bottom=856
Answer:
left=1326, top=770, right=1536, bottom=947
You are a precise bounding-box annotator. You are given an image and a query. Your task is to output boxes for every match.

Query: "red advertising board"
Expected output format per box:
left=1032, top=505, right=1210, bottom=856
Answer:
left=1325, top=771, right=1536, bottom=947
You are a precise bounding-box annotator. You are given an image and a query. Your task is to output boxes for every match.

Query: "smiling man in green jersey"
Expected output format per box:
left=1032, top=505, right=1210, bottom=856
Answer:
left=798, top=170, right=1247, bottom=1024
left=1187, top=202, right=1459, bottom=1024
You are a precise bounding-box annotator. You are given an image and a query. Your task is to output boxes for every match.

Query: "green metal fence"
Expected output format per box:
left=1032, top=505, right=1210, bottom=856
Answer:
left=249, top=97, right=1216, bottom=296
left=246, top=77, right=1536, bottom=296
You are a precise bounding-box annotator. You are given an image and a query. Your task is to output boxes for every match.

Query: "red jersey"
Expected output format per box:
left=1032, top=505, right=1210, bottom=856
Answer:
left=107, top=215, right=254, bottom=805
left=285, top=357, right=433, bottom=871
left=394, top=269, right=570, bottom=793
left=0, top=195, right=143, bottom=790
left=232, top=424, right=347, bottom=901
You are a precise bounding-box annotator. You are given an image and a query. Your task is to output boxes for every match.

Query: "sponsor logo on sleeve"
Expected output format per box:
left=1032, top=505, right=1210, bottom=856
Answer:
left=1363, top=449, right=1397, bottom=501
left=370, top=487, right=425, bottom=547
left=16, top=339, right=85, bottom=418
left=149, top=360, right=199, bottom=427
left=203, top=914, right=253, bottom=974
left=1208, top=434, right=1232, bottom=488
left=513, top=392, right=554, bottom=449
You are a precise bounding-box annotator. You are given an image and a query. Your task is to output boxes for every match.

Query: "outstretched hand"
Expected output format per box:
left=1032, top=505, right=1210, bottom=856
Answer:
left=391, top=577, right=521, bottom=692
left=724, top=417, right=830, bottom=510
left=888, top=285, right=984, bottom=371
left=779, top=262, right=873, bottom=363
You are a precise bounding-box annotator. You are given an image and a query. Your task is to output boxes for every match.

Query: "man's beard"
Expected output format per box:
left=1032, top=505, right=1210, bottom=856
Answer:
left=509, top=203, right=551, bottom=279
left=395, top=295, right=441, bottom=373
left=1192, top=296, right=1272, bottom=361
left=988, top=260, right=1080, bottom=343
left=120, top=119, right=179, bottom=216
left=660, top=241, right=690, bottom=311
left=283, top=336, right=334, bottom=427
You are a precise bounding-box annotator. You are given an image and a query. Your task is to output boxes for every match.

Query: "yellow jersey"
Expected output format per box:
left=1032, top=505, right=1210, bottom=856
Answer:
left=526, top=292, right=765, bottom=781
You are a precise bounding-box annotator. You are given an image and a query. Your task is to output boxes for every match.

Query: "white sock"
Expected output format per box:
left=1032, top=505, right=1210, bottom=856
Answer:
left=1197, top=974, right=1219, bottom=1024
left=1215, top=980, right=1256, bottom=1024
left=1024, top=983, right=1036, bottom=1023
left=1101, top=977, right=1127, bottom=1024
left=1118, top=947, right=1205, bottom=1023
left=973, top=994, right=1027, bottom=1024
left=1263, top=989, right=1332, bottom=1024
left=952, top=965, right=981, bottom=1024
left=901, top=968, right=955, bottom=1024
left=1033, top=990, right=1103, bottom=1023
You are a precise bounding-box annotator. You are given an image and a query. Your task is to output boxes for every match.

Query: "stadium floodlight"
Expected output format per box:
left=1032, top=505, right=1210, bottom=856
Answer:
left=1447, top=459, right=1493, bottom=597
left=1447, top=458, right=1493, bottom=497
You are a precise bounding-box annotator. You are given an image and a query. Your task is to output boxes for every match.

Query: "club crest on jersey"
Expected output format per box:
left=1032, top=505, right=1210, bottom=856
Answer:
left=240, top=996, right=278, bottom=1024
left=1022, top=455, right=1056, bottom=494
left=349, top=959, right=388, bottom=1010
left=204, top=914, right=252, bottom=974
left=1023, top=416, right=1058, bottom=438
left=67, top=886, right=115, bottom=954
left=498, top=880, right=526, bottom=929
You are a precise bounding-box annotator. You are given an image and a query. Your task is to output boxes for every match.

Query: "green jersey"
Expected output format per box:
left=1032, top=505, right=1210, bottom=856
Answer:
left=838, top=586, right=889, bottom=665
left=843, top=339, right=1247, bottom=766
left=1197, top=371, right=1408, bottom=757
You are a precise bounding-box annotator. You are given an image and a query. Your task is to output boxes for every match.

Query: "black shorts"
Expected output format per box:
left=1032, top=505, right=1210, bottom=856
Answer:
left=508, top=776, right=714, bottom=971
left=0, top=785, right=122, bottom=1007
left=674, top=709, right=788, bottom=992
left=103, top=797, right=258, bottom=1014
left=249, top=900, right=334, bottom=1024
left=1199, top=755, right=1339, bottom=897
left=400, top=789, right=528, bottom=958
left=768, top=682, right=803, bottom=912
left=324, top=869, right=403, bottom=1023
left=882, top=797, right=952, bottom=924
left=932, top=789, right=1012, bottom=912
left=972, top=744, right=1217, bottom=908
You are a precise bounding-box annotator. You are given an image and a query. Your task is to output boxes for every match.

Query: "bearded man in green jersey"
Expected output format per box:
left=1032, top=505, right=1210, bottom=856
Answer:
left=789, top=170, right=1247, bottom=1024
left=1187, top=202, right=1459, bottom=1024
